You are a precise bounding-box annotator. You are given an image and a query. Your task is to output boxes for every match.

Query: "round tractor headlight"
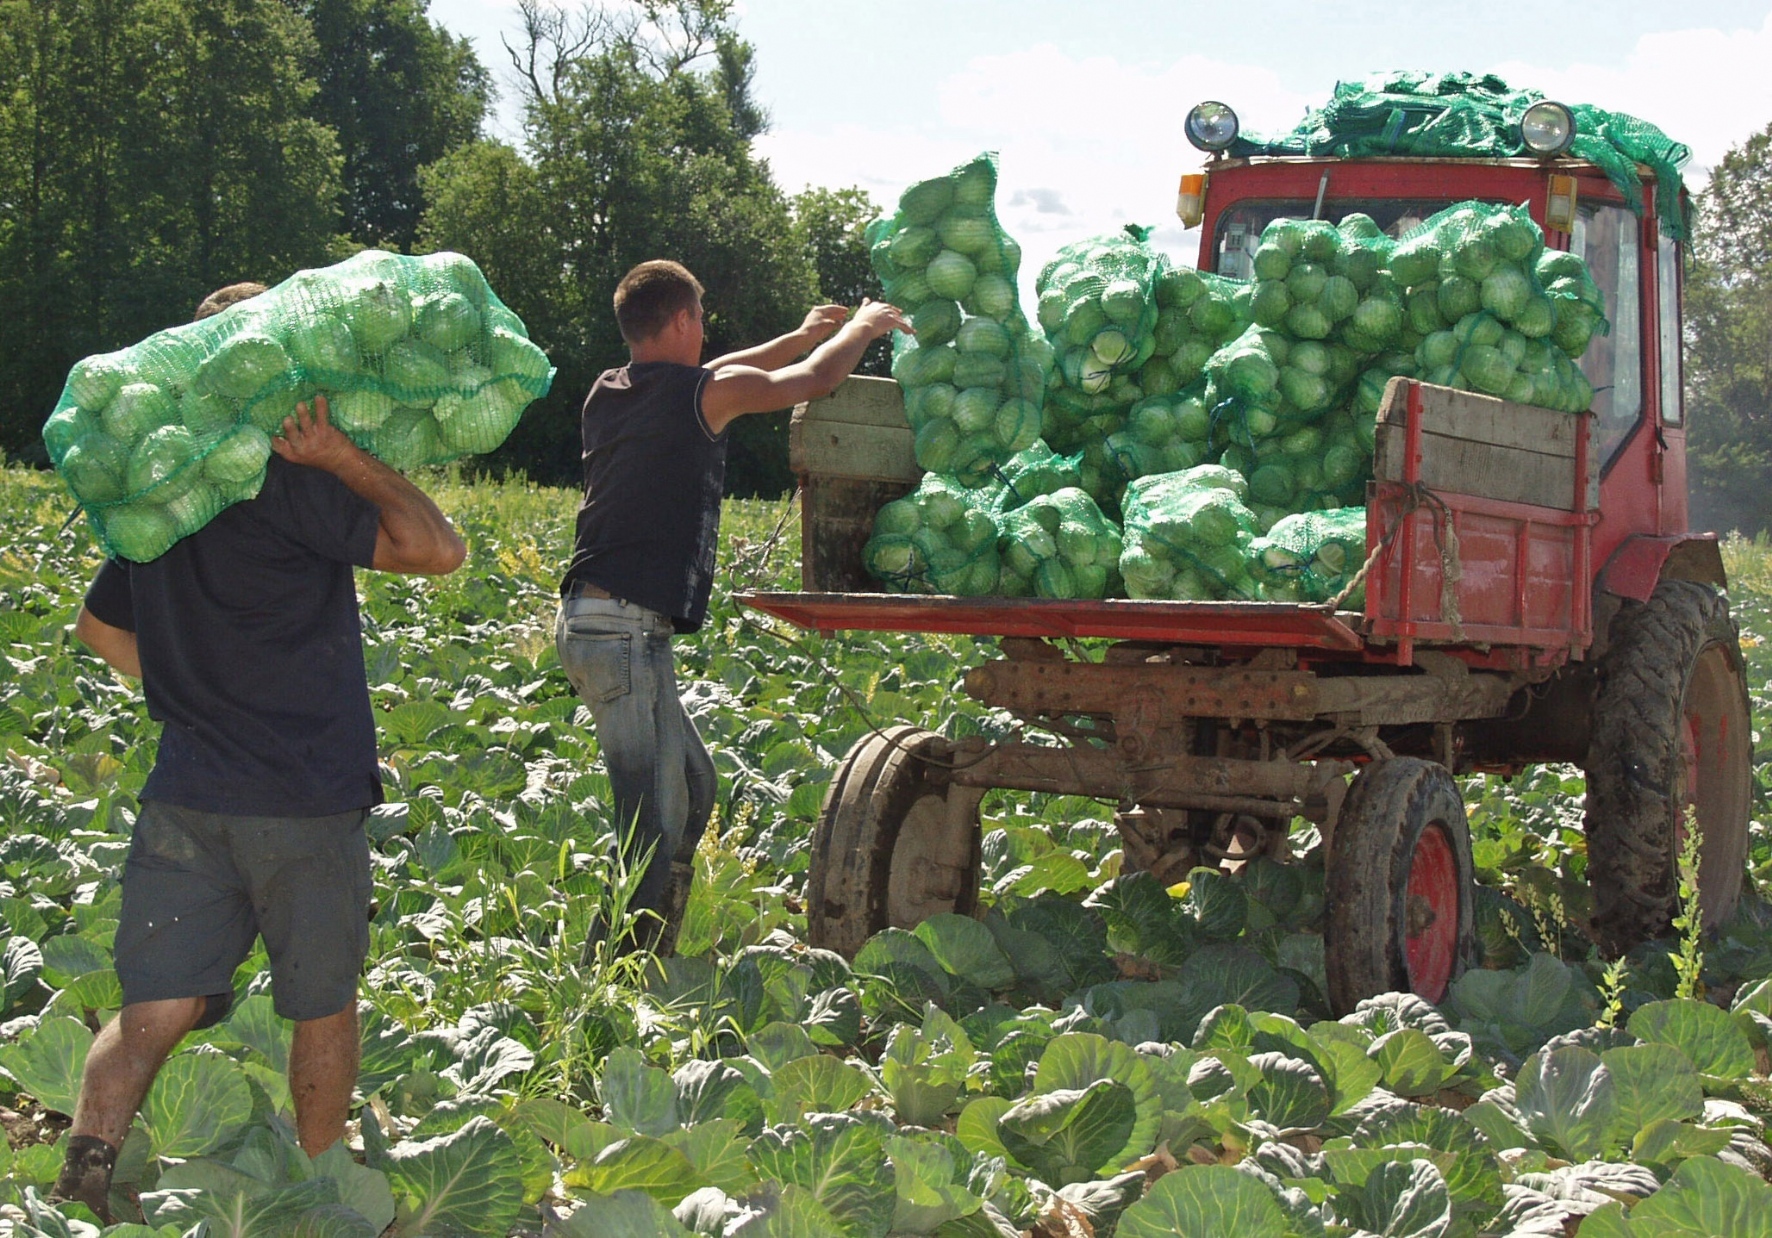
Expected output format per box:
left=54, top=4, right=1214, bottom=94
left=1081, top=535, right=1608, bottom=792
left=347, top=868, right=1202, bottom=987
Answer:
left=1185, top=101, right=1240, bottom=152
left=1520, top=101, right=1576, bottom=156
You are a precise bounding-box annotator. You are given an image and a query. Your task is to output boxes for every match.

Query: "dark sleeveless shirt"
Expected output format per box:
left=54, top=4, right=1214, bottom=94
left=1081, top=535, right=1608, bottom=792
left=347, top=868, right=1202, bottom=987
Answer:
left=560, top=361, right=729, bottom=633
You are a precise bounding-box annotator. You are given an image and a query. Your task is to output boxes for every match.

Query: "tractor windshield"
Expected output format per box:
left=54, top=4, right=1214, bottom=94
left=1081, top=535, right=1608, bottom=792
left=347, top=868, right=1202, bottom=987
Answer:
left=1212, top=198, right=1480, bottom=280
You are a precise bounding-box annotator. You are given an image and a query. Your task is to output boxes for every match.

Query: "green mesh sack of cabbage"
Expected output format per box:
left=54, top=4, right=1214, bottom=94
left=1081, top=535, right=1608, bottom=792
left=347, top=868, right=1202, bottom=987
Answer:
left=1101, top=387, right=1213, bottom=498
left=1203, top=325, right=1362, bottom=451
left=871, top=155, right=1048, bottom=485
left=1118, top=465, right=1259, bottom=601
left=1387, top=201, right=1602, bottom=411
left=1248, top=506, right=1369, bottom=606
left=863, top=474, right=1001, bottom=595
left=42, top=248, right=554, bottom=562
left=1249, top=214, right=1405, bottom=354
left=1037, top=232, right=1245, bottom=452
left=1219, top=402, right=1373, bottom=533
left=998, top=487, right=1122, bottom=599
left=988, top=440, right=1083, bottom=513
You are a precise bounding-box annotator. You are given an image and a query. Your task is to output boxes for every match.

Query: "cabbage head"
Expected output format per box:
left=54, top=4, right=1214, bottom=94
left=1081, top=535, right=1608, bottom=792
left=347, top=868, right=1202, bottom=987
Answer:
left=1284, top=304, right=1331, bottom=340
left=1513, top=294, right=1557, bottom=339
left=416, top=292, right=482, bottom=353
left=289, top=313, right=360, bottom=376
left=103, top=382, right=175, bottom=445
left=43, top=406, right=96, bottom=461
left=180, top=390, right=237, bottom=437
left=104, top=503, right=178, bottom=563
left=893, top=343, right=956, bottom=389
left=1480, top=265, right=1532, bottom=322
left=67, top=353, right=131, bottom=412
left=61, top=435, right=129, bottom=503
left=1100, top=279, right=1146, bottom=326
left=1317, top=275, right=1359, bottom=323
left=914, top=417, right=961, bottom=473
left=951, top=352, right=1005, bottom=391
left=1251, top=281, right=1291, bottom=328
left=1452, top=236, right=1499, bottom=282
left=1252, top=244, right=1292, bottom=282
left=925, top=250, right=977, bottom=302
left=912, top=300, right=962, bottom=348
left=904, top=382, right=957, bottom=428
left=347, top=280, right=414, bottom=351
left=370, top=407, right=444, bottom=471
left=126, top=425, right=200, bottom=498
left=204, top=424, right=273, bottom=486
left=330, top=389, right=397, bottom=435
left=383, top=340, right=453, bottom=395
left=898, top=177, right=955, bottom=226
left=164, top=482, right=225, bottom=537
left=936, top=213, right=996, bottom=257
left=1388, top=240, right=1442, bottom=289
left=201, top=333, right=291, bottom=401
left=956, top=316, right=1010, bottom=358
left=1460, top=344, right=1514, bottom=395
left=1285, top=262, right=1327, bottom=304
left=994, top=398, right=1041, bottom=452
left=488, top=328, right=551, bottom=384
left=434, top=387, right=518, bottom=455
left=952, top=387, right=999, bottom=434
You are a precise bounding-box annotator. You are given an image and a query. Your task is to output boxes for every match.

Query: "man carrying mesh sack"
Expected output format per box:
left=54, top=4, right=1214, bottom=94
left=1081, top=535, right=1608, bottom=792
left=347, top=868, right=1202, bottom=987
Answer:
left=558, top=260, right=907, bottom=958
left=52, top=284, right=468, bottom=1222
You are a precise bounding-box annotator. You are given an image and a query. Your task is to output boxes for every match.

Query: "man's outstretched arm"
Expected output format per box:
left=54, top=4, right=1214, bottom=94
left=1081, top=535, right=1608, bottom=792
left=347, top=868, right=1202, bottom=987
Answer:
left=707, top=305, right=848, bottom=373
left=271, top=397, right=468, bottom=576
left=701, top=301, right=910, bottom=435
left=74, top=608, right=140, bottom=678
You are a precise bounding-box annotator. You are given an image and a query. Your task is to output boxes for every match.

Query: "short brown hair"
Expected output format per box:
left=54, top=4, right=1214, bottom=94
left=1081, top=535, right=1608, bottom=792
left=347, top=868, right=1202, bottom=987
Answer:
left=194, top=282, right=268, bottom=322
left=613, top=261, right=703, bottom=344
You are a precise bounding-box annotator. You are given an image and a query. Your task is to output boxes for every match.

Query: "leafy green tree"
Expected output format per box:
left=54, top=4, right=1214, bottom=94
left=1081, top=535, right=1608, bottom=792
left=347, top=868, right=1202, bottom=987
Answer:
left=293, top=0, right=490, bottom=250
left=419, top=0, right=822, bottom=493
left=1686, top=122, right=1772, bottom=535
left=792, top=186, right=889, bottom=378
left=0, top=0, right=342, bottom=462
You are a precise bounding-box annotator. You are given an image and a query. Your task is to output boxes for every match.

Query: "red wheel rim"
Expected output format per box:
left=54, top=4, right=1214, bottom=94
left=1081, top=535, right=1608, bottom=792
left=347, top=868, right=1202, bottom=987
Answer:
left=1404, top=823, right=1459, bottom=1003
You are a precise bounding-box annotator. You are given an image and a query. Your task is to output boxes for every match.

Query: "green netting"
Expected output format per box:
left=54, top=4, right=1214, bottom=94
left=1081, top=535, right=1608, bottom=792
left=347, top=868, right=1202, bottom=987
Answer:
left=1231, top=71, right=1692, bottom=239
left=1037, top=233, right=1246, bottom=458
left=989, top=440, right=1084, bottom=513
left=42, top=249, right=554, bottom=562
left=863, top=474, right=1001, bottom=596
left=998, top=486, right=1122, bottom=599
left=1247, top=506, right=1369, bottom=605
left=1119, top=466, right=1259, bottom=601
left=1391, top=201, right=1601, bottom=411
left=873, top=154, right=1049, bottom=486
left=1103, top=386, right=1213, bottom=498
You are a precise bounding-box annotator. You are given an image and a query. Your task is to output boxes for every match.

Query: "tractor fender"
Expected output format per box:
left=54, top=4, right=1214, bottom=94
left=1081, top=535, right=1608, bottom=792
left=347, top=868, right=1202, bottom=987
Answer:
left=1596, top=533, right=1726, bottom=603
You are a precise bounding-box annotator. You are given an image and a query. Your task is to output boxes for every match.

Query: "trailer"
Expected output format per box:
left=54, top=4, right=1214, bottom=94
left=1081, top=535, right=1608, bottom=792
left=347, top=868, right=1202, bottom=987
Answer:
left=740, top=146, right=1751, bottom=1015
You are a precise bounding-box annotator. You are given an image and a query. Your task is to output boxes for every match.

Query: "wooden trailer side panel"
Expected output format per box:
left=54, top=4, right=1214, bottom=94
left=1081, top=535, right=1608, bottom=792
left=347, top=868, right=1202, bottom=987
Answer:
left=789, top=377, right=918, bottom=593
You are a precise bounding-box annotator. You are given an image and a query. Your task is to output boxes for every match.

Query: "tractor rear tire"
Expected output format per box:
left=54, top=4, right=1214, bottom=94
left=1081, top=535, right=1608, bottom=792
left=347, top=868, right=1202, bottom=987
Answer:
left=806, top=726, right=983, bottom=958
left=1586, top=580, right=1752, bottom=956
left=1325, top=757, right=1476, bottom=1015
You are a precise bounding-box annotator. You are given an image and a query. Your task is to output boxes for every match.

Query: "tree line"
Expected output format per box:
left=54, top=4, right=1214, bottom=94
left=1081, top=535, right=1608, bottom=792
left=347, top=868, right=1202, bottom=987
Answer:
left=0, top=0, right=881, bottom=495
left=3, top=1, right=1767, bottom=517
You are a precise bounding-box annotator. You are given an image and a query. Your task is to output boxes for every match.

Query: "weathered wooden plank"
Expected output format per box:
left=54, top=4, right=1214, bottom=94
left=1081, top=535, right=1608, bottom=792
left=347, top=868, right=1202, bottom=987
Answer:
left=794, top=375, right=908, bottom=429
left=791, top=418, right=918, bottom=483
left=803, top=476, right=914, bottom=592
left=1377, top=376, right=1584, bottom=457
left=1374, top=424, right=1579, bottom=510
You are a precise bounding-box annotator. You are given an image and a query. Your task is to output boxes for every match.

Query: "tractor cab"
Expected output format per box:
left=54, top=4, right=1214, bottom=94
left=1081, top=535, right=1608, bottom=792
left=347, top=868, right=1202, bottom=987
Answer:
left=1176, top=98, right=1693, bottom=568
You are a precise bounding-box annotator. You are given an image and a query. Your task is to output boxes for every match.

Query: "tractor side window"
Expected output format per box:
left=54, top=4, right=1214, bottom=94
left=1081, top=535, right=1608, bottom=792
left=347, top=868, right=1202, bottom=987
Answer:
left=1570, top=205, right=1642, bottom=461
left=1659, top=233, right=1683, bottom=424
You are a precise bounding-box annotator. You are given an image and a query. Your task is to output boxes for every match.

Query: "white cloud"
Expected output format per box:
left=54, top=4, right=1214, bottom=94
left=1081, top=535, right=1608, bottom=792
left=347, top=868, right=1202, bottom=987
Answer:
left=755, top=45, right=1316, bottom=290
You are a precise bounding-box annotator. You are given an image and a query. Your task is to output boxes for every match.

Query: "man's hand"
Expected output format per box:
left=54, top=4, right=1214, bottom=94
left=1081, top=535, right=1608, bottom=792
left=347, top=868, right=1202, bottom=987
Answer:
left=798, top=304, right=849, bottom=344
left=850, top=299, right=912, bottom=339
left=271, top=395, right=358, bottom=474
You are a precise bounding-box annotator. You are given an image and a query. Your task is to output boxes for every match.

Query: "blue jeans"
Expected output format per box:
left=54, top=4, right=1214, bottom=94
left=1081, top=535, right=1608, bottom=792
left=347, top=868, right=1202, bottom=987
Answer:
left=555, top=594, right=716, bottom=952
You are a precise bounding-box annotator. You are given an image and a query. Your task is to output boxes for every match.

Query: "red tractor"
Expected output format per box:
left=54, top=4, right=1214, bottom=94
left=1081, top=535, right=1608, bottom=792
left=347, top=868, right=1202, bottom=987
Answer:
left=742, top=100, right=1752, bottom=1015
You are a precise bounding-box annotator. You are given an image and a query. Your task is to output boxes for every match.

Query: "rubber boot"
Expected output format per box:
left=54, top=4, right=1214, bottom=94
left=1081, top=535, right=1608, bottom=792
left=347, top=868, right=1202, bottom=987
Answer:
left=51, top=1134, right=118, bottom=1224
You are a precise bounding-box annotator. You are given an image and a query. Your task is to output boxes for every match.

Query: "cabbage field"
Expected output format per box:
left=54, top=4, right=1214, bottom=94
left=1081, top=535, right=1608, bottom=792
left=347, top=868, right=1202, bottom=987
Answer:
left=1, top=463, right=1771, bottom=1236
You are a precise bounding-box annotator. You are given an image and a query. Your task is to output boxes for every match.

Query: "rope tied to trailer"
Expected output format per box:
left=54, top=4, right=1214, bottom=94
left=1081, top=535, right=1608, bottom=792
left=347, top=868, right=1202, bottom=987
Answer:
left=1326, top=481, right=1463, bottom=641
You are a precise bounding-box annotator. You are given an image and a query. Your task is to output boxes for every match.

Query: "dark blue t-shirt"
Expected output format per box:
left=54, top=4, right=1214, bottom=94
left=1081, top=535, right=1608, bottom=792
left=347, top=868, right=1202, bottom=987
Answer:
left=560, top=362, right=729, bottom=633
left=82, top=456, right=383, bottom=817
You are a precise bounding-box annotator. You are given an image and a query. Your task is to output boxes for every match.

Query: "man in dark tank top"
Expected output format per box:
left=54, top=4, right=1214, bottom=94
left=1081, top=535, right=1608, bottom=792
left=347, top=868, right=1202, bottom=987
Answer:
left=559, top=260, right=908, bottom=955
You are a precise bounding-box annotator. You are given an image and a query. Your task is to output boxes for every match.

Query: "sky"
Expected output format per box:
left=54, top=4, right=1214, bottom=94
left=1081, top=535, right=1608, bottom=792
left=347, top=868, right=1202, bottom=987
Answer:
left=430, top=0, right=1772, bottom=283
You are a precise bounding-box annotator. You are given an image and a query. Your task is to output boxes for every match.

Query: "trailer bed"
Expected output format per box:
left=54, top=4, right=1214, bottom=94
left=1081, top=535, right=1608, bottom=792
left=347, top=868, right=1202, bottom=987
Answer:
left=745, top=376, right=1598, bottom=669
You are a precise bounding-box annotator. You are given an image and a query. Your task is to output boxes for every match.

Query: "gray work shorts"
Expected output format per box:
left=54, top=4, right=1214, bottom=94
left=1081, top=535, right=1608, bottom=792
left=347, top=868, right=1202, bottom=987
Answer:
left=113, top=800, right=373, bottom=1022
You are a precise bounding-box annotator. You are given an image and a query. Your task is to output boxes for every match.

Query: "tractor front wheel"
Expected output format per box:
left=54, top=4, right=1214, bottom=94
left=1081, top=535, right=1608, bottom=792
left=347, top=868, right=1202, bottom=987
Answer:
left=1586, top=580, right=1752, bottom=956
left=807, top=726, right=983, bottom=958
left=1325, top=757, right=1476, bottom=1015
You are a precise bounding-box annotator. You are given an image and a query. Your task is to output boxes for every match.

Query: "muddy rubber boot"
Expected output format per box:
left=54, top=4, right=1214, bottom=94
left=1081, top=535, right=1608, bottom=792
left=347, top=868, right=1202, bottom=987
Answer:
left=51, top=1134, right=118, bottom=1224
